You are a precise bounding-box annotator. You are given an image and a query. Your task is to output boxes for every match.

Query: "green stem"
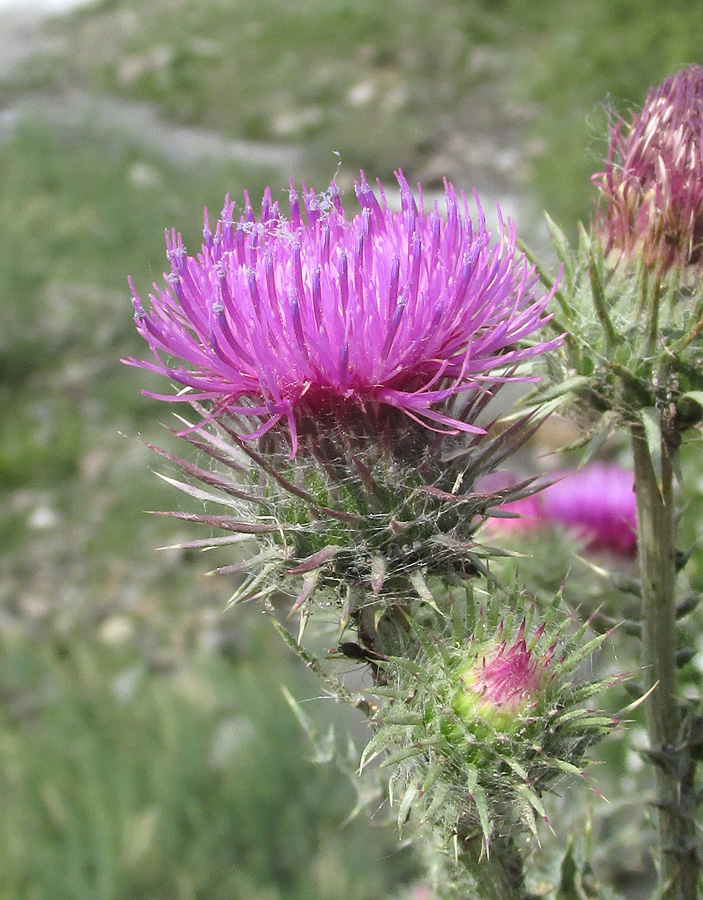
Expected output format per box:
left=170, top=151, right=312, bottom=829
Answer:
left=630, top=421, right=697, bottom=900
left=456, top=828, right=528, bottom=900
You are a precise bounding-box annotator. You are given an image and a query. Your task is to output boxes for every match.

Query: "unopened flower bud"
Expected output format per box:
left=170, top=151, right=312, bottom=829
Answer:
left=593, top=64, right=703, bottom=270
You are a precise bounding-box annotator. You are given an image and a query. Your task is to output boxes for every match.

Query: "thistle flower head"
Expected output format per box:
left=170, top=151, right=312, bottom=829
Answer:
left=365, top=589, right=616, bottom=849
left=452, top=620, right=554, bottom=730
left=593, top=64, right=703, bottom=269
left=539, top=463, right=637, bottom=555
left=481, top=464, right=637, bottom=556
left=127, top=171, right=560, bottom=453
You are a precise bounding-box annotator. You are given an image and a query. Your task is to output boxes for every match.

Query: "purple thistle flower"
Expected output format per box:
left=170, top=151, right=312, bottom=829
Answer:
left=539, top=463, right=637, bottom=555
left=593, top=64, right=703, bottom=268
left=482, top=463, right=637, bottom=555
left=469, top=624, right=550, bottom=713
left=126, top=171, right=560, bottom=454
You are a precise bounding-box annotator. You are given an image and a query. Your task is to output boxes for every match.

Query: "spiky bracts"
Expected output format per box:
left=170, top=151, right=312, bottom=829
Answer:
left=361, top=586, right=616, bottom=853
left=153, top=392, right=543, bottom=627
left=527, top=67, right=703, bottom=445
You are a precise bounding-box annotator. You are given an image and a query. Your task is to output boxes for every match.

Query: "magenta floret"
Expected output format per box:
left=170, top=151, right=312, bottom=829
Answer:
left=126, top=171, right=560, bottom=452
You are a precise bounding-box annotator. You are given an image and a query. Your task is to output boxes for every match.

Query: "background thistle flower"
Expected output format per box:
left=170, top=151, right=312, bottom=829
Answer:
left=480, top=464, right=637, bottom=556
left=593, top=64, right=703, bottom=271
left=538, top=463, right=636, bottom=555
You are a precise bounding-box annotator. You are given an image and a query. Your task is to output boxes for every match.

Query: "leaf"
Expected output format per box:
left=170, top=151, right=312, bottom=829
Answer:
left=528, top=375, right=591, bottom=405
left=682, top=390, right=703, bottom=407
left=359, top=726, right=410, bottom=771
left=156, top=533, right=258, bottom=551
left=408, top=569, right=444, bottom=616
left=588, top=248, right=619, bottom=356
left=151, top=510, right=280, bottom=534
left=397, top=783, right=419, bottom=833
left=289, top=570, right=319, bottom=616
left=472, top=784, right=492, bottom=853
left=379, top=737, right=444, bottom=769
left=225, top=563, right=278, bottom=606
left=579, top=413, right=617, bottom=466
left=503, top=756, right=529, bottom=782
left=641, top=407, right=663, bottom=485
left=516, top=784, right=549, bottom=825
left=423, top=781, right=450, bottom=823
left=208, top=548, right=283, bottom=576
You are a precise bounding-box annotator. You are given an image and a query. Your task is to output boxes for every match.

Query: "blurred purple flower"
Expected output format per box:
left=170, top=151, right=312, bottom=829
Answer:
left=126, top=171, right=560, bottom=453
left=540, top=463, right=637, bottom=555
left=593, top=64, right=703, bottom=268
left=482, top=463, right=637, bottom=555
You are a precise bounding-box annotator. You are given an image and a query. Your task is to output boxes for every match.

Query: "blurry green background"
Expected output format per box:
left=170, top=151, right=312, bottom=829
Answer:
left=2, top=0, right=703, bottom=897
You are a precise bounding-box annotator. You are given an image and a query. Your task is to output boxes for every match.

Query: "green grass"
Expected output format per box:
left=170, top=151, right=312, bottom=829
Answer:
left=23, top=0, right=703, bottom=227
left=0, top=626, right=416, bottom=900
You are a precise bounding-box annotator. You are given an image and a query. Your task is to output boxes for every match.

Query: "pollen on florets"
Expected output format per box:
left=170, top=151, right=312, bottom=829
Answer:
left=125, top=171, right=561, bottom=454
left=593, top=64, right=703, bottom=269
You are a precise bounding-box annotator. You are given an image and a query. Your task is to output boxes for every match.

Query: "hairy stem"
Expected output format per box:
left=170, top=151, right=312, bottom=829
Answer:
left=456, top=829, right=528, bottom=900
left=630, top=421, right=696, bottom=899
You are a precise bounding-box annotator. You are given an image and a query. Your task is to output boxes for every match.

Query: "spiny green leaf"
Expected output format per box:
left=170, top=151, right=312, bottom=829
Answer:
left=641, top=407, right=663, bottom=485
left=423, top=781, right=450, bottom=823
left=409, top=569, right=445, bottom=615
left=359, top=725, right=411, bottom=770
left=379, top=737, right=445, bottom=769
left=503, top=756, right=529, bottom=782
left=472, top=783, right=492, bottom=851
left=225, top=563, right=278, bottom=606
left=397, top=783, right=419, bottom=833
left=516, top=784, right=548, bottom=824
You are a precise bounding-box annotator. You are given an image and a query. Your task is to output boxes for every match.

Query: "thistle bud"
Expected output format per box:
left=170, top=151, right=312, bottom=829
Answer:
left=451, top=620, right=553, bottom=734
left=593, top=64, right=703, bottom=270
left=364, top=589, right=616, bottom=851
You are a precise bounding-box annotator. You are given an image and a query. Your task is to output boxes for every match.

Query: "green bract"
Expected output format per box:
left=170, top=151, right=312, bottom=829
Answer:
left=361, top=585, right=616, bottom=852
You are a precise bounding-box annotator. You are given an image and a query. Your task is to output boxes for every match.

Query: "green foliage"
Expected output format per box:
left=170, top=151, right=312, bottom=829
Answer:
left=525, top=221, right=703, bottom=443
left=515, top=0, right=703, bottom=227
left=27, top=0, right=703, bottom=230
left=3, top=1, right=703, bottom=896
left=0, top=627, right=416, bottom=900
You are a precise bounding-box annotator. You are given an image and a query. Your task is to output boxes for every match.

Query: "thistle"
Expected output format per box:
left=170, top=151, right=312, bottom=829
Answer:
left=126, top=173, right=613, bottom=900
left=538, top=463, right=636, bottom=555
left=593, top=64, right=703, bottom=271
left=127, top=171, right=560, bottom=449
left=126, top=173, right=562, bottom=633
left=484, top=464, right=637, bottom=556
left=534, top=69, right=703, bottom=899
left=362, top=586, right=616, bottom=864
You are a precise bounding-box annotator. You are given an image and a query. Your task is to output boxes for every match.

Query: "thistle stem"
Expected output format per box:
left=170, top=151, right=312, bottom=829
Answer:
left=457, top=829, right=528, bottom=900
left=630, top=421, right=697, bottom=900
